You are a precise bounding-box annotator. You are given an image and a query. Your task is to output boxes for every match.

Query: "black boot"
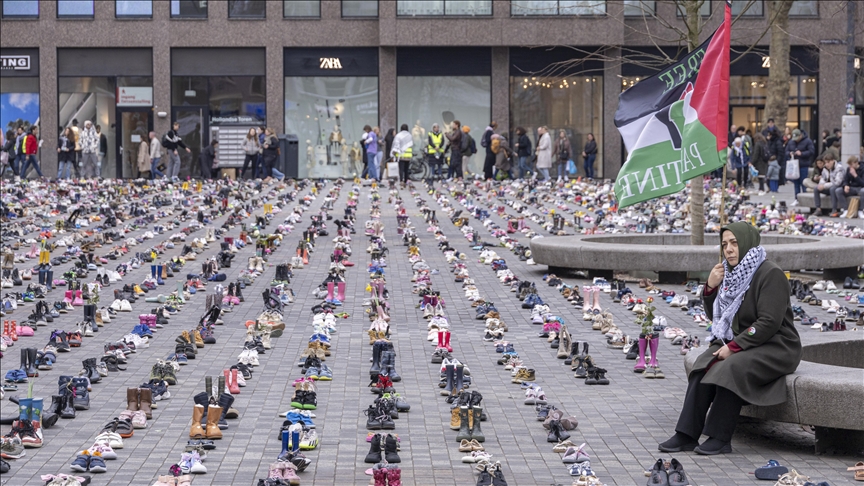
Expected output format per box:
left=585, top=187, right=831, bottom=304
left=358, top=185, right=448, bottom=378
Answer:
left=82, top=358, right=101, bottom=384
left=26, top=348, right=38, bottom=377
left=456, top=406, right=472, bottom=441
left=369, top=340, right=382, bottom=377
left=217, top=393, right=234, bottom=430
left=364, top=433, right=382, bottom=463
left=470, top=406, right=485, bottom=442
left=441, top=364, right=455, bottom=396
left=384, top=434, right=401, bottom=463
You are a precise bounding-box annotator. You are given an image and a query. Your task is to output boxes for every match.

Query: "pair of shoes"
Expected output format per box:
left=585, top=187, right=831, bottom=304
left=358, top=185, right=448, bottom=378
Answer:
left=646, top=458, right=688, bottom=486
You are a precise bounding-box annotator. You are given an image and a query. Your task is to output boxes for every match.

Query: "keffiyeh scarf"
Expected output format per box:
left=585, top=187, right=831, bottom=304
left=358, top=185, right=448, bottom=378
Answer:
left=711, top=246, right=766, bottom=342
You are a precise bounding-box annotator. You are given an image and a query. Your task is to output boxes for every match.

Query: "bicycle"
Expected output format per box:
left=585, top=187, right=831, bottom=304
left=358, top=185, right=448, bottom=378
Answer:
left=406, top=155, right=429, bottom=181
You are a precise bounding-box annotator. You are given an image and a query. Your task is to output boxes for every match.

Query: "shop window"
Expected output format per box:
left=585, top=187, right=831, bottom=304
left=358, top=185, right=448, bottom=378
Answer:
left=285, top=76, right=378, bottom=178
left=789, top=0, right=817, bottom=16
left=229, top=0, right=266, bottom=18
left=398, top=76, right=491, bottom=175
left=1, top=77, right=40, bottom=141
left=343, top=0, right=377, bottom=17
left=208, top=76, right=266, bottom=124
left=58, top=77, right=118, bottom=177
left=511, top=0, right=605, bottom=16
left=397, top=0, right=492, bottom=16
left=58, top=0, right=94, bottom=18
left=171, top=0, right=208, bottom=18
left=284, top=0, right=319, bottom=17
left=676, top=0, right=709, bottom=17
left=511, top=75, right=604, bottom=178
left=623, top=0, right=653, bottom=16
left=116, top=0, right=152, bottom=18
left=2, top=0, right=38, bottom=18
left=732, top=0, right=762, bottom=17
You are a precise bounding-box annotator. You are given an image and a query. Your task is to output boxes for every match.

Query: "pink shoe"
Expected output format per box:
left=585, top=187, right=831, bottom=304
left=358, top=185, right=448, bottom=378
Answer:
left=73, top=290, right=84, bottom=306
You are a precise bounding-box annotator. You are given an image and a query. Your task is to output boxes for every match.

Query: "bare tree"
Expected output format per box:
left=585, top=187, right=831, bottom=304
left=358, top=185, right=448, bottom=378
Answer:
left=764, top=0, right=794, bottom=129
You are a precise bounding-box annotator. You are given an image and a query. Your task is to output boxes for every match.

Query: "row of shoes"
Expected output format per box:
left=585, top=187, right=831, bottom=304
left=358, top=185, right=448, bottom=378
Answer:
left=263, top=181, right=349, bottom=486
left=361, top=186, right=404, bottom=486
left=396, top=188, right=506, bottom=486
left=416, top=180, right=613, bottom=486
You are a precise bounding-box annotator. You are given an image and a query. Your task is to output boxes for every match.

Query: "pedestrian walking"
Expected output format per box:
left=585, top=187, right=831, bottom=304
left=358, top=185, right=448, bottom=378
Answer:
left=445, top=121, right=463, bottom=180
left=535, top=126, right=552, bottom=181
left=57, top=127, right=75, bottom=179
left=461, top=125, right=477, bottom=176
left=261, top=128, right=279, bottom=179
left=96, top=124, right=108, bottom=177
left=12, top=126, right=27, bottom=176
left=582, top=133, right=597, bottom=179
left=79, top=121, right=99, bottom=179
left=390, top=124, right=413, bottom=184
left=70, top=119, right=81, bottom=179
left=363, top=125, right=378, bottom=181
left=784, top=129, right=814, bottom=198
left=240, top=128, right=260, bottom=180
left=766, top=156, right=781, bottom=192
left=750, top=132, right=769, bottom=194
left=149, top=131, right=164, bottom=179
left=199, top=140, right=218, bottom=179
left=20, top=126, right=44, bottom=179
left=164, top=121, right=191, bottom=180
left=513, top=127, right=532, bottom=179
left=552, top=129, right=571, bottom=181
left=492, top=132, right=513, bottom=180
left=481, top=121, right=498, bottom=180
left=137, top=135, right=150, bottom=179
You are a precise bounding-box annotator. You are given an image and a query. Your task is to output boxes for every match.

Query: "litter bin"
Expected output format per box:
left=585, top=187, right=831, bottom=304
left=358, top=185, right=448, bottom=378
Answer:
left=277, top=134, right=299, bottom=179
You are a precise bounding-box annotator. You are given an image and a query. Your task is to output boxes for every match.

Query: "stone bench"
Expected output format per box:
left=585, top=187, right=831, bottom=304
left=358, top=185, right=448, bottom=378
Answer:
left=530, top=234, right=863, bottom=282
left=795, top=192, right=831, bottom=210
left=684, top=339, right=864, bottom=453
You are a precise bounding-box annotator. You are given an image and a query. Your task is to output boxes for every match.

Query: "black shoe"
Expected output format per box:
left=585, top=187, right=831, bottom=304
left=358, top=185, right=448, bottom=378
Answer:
left=658, top=432, right=699, bottom=452
left=694, top=437, right=732, bottom=455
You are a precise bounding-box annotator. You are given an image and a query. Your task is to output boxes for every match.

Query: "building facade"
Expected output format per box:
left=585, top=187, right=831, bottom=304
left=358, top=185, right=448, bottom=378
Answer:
left=1, top=0, right=862, bottom=179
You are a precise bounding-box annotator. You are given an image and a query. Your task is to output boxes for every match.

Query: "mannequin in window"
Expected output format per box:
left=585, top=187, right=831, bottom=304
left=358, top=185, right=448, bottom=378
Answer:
left=349, top=141, right=363, bottom=178
left=412, top=120, right=426, bottom=149
left=306, top=140, right=315, bottom=175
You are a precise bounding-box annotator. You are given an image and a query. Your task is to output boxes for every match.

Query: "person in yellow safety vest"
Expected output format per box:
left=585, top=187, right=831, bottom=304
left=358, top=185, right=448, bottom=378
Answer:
left=426, top=123, right=445, bottom=180
left=390, top=123, right=413, bottom=184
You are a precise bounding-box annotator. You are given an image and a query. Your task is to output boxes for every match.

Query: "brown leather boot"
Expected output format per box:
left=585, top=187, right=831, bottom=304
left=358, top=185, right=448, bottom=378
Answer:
left=139, top=387, right=153, bottom=419
left=193, top=329, right=205, bottom=348
left=190, top=404, right=205, bottom=438
left=126, top=388, right=139, bottom=412
left=450, top=407, right=461, bottom=430
left=205, top=405, right=223, bottom=439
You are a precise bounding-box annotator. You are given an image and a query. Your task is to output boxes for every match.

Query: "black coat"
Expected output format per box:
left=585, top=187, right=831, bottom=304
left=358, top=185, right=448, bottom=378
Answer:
left=844, top=167, right=864, bottom=188
left=784, top=132, right=815, bottom=168
left=515, top=134, right=532, bottom=157
left=583, top=139, right=597, bottom=159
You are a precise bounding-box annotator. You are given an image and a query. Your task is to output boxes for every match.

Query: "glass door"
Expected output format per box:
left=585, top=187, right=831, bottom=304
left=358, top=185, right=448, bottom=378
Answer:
left=117, top=108, right=152, bottom=178
left=171, top=107, right=208, bottom=179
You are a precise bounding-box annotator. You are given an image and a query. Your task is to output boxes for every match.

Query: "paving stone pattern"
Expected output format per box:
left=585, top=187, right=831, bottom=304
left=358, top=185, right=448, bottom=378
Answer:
left=3, top=180, right=858, bottom=486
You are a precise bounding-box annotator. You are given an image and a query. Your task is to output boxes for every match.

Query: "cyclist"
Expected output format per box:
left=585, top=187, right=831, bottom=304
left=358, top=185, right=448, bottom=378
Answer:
left=426, top=123, right=446, bottom=180
left=390, top=123, right=413, bottom=185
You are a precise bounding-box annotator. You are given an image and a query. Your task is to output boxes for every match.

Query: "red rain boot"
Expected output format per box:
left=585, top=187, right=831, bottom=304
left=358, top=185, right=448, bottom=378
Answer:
left=444, top=330, right=453, bottom=352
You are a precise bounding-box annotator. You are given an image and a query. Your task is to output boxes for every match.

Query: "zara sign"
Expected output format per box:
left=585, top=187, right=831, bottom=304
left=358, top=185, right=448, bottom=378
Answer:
left=319, top=58, right=343, bottom=70
left=1, top=55, right=31, bottom=71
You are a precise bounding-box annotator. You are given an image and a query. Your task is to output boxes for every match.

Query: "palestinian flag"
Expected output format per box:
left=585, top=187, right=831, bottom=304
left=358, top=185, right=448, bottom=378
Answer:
left=613, top=0, right=731, bottom=209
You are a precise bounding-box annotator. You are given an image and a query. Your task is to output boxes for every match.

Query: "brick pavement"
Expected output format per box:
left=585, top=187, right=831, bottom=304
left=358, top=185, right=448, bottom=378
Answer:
left=3, top=179, right=859, bottom=486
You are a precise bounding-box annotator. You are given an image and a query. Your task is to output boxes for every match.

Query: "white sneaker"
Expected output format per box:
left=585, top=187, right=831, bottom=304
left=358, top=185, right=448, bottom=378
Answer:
left=859, top=211, right=864, bottom=219
left=840, top=210, right=848, bottom=218
left=790, top=200, right=798, bottom=207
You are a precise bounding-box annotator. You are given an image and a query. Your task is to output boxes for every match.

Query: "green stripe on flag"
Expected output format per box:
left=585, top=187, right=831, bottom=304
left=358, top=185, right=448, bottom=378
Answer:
left=615, top=101, right=726, bottom=208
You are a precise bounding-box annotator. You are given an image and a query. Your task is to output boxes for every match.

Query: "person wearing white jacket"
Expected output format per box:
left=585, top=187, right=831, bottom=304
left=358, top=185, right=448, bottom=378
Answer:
left=813, top=154, right=844, bottom=216
left=79, top=121, right=100, bottom=179
left=389, top=124, right=413, bottom=183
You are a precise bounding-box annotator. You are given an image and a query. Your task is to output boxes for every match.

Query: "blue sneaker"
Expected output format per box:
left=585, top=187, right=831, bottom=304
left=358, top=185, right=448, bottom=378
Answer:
left=69, top=454, right=90, bottom=472
left=285, top=411, right=315, bottom=428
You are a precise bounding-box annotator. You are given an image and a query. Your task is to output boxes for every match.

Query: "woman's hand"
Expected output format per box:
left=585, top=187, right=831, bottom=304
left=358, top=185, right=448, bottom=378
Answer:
left=713, top=344, right=732, bottom=360
left=707, top=263, right=724, bottom=288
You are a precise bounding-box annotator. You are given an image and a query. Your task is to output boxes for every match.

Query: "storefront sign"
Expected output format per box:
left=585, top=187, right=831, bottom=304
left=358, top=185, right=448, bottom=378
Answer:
left=116, top=87, right=153, bottom=107
left=1, top=55, right=30, bottom=71
left=319, top=58, right=343, bottom=69
left=210, top=115, right=259, bottom=124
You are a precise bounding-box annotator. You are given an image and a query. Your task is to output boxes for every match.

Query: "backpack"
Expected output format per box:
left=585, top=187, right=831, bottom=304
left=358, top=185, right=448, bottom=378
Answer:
left=161, top=133, right=171, bottom=148
left=461, top=134, right=475, bottom=156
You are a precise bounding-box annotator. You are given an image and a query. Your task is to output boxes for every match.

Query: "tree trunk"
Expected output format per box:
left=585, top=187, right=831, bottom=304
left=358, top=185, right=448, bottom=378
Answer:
left=686, top=0, right=705, bottom=245
left=764, top=0, right=794, bottom=129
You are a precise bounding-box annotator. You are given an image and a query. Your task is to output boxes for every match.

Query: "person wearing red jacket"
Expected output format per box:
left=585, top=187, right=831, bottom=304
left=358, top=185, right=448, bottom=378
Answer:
left=20, top=126, right=43, bottom=179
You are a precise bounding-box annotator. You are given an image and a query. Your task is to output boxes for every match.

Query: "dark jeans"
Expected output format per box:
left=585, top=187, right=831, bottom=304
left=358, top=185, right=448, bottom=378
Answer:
left=483, top=153, right=495, bottom=180
left=448, top=152, right=463, bottom=179
left=735, top=166, right=749, bottom=188
left=769, top=180, right=779, bottom=192
left=584, top=154, right=595, bottom=179
left=792, top=167, right=809, bottom=197
left=240, top=153, right=256, bottom=179
left=20, top=155, right=43, bottom=178
left=398, top=159, right=410, bottom=183
left=262, top=154, right=276, bottom=178
left=676, top=370, right=745, bottom=443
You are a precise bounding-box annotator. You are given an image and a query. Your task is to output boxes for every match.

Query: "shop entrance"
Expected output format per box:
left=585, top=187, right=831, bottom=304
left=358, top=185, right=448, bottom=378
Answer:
left=116, top=108, right=152, bottom=178
left=172, top=106, right=209, bottom=179
left=730, top=105, right=817, bottom=139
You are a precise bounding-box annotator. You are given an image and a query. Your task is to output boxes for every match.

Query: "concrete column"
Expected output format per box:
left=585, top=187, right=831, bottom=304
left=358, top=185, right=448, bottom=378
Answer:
left=603, top=47, right=622, bottom=179
left=152, top=0, right=171, bottom=138
left=268, top=46, right=284, bottom=132
left=39, top=42, right=58, bottom=176
left=379, top=46, right=397, bottom=132
left=491, top=47, right=509, bottom=133
left=819, top=43, right=848, bottom=141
